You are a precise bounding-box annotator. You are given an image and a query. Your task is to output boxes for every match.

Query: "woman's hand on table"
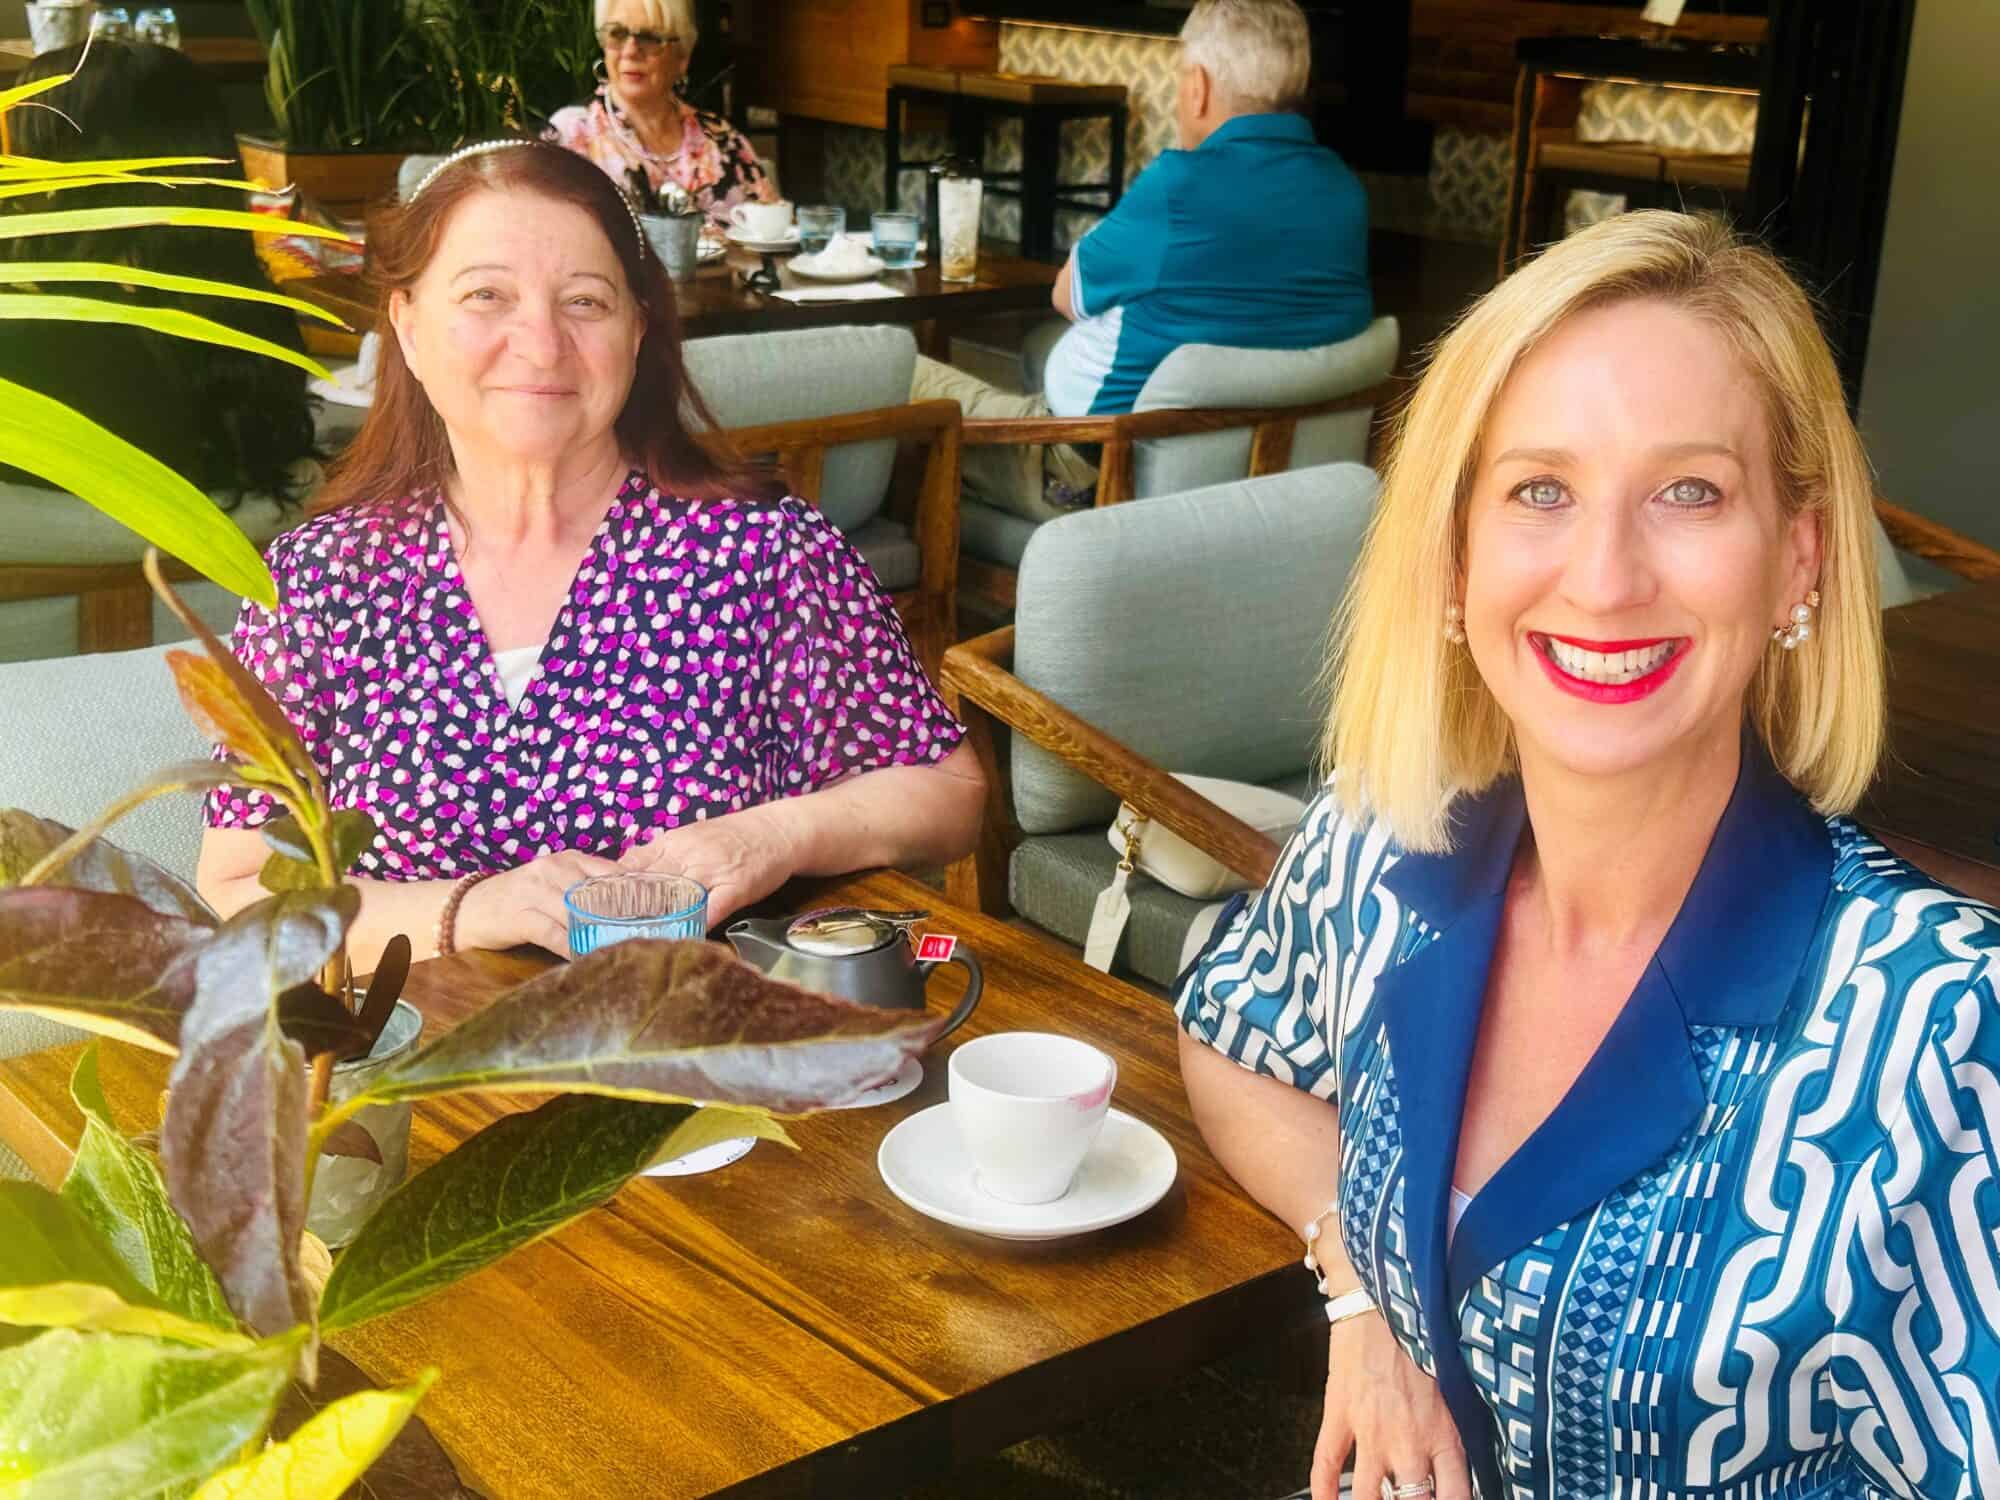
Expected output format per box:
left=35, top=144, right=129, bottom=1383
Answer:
left=1313, top=1308, right=1471, bottom=1500
left=618, top=803, right=799, bottom=928
left=456, top=848, right=622, bottom=957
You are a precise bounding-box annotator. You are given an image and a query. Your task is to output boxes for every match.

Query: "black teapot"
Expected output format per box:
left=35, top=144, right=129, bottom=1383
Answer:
left=724, top=907, right=982, bottom=1039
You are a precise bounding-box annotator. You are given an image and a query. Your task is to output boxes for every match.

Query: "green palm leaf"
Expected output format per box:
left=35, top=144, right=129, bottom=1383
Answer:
left=0, top=377, right=276, bottom=605
left=0, top=263, right=344, bottom=326
left=0, top=175, right=255, bottom=202
left=0, top=71, right=75, bottom=111
left=0, top=155, right=229, bottom=178
left=0, top=205, right=352, bottom=244
left=0, top=294, right=331, bottom=379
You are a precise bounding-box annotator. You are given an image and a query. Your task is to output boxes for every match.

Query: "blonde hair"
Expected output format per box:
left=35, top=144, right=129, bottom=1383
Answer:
left=595, top=0, right=698, bottom=50
left=1325, top=210, right=1885, bottom=852
left=1180, top=0, right=1311, bottom=114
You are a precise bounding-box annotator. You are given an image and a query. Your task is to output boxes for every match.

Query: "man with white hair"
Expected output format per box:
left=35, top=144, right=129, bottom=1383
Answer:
left=913, top=0, right=1371, bottom=517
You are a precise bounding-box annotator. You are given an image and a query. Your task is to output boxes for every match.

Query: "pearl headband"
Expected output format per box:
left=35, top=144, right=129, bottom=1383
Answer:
left=408, top=139, right=652, bottom=261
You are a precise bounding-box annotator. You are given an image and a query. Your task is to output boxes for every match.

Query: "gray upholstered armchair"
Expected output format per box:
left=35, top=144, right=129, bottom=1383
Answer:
left=956, top=316, right=1399, bottom=608
left=940, top=461, right=1380, bottom=987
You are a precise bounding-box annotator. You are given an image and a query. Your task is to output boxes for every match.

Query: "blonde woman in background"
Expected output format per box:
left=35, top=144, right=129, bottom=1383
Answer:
left=544, top=0, right=777, bottom=229
left=1177, top=211, right=2000, bottom=1498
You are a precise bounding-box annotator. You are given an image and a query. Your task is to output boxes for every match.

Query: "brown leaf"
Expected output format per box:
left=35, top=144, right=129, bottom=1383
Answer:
left=161, top=1017, right=313, bottom=1338
left=149, top=551, right=320, bottom=791
left=0, top=887, right=207, bottom=1052
left=276, top=983, right=373, bottom=1062
left=318, top=1119, right=383, bottom=1165
left=0, top=809, right=214, bottom=926
left=159, top=889, right=355, bottom=1340
left=354, top=933, right=410, bottom=1055
left=165, top=650, right=302, bottom=787
left=362, top=939, right=944, bottom=1113
left=275, top=1345, right=483, bottom=1500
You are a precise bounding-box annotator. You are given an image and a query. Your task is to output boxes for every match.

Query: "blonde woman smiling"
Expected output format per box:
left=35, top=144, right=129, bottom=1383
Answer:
left=1177, top=212, right=2000, bottom=1499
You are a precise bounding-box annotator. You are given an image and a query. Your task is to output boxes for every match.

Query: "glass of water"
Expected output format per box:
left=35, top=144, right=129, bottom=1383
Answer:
left=90, top=7, right=134, bottom=40
left=938, top=170, right=983, bottom=283
left=796, top=204, right=846, bottom=256
left=565, top=872, right=709, bottom=956
left=135, top=7, right=181, bottom=46
left=870, top=211, right=921, bottom=270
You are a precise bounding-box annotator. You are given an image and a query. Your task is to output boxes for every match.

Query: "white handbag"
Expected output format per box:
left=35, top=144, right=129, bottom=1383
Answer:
left=1082, top=774, right=1305, bottom=972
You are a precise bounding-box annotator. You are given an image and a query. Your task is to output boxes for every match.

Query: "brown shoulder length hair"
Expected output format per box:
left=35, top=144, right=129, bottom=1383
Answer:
left=311, top=139, right=776, bottom=514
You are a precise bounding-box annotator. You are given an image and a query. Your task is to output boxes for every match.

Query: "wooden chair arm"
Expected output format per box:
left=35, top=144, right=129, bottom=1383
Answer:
left=939, top=631, right=1282, bottom=888
left=1875, top=498, right=2000, bottom=583
left=961, top=415, right=1124, bottom=447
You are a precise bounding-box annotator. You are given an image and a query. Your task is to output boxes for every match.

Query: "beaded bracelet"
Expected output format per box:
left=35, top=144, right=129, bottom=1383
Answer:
left=435, top=870, right=496, bottom=958
left=1303, top=1203, right=1377, bottom=1329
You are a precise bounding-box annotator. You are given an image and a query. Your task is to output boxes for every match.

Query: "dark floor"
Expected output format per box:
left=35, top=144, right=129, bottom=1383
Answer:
left=895, top=1324, right=1330, bottom=1500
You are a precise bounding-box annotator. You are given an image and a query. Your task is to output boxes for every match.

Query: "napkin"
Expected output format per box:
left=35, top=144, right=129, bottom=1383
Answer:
left=771, top=282, right=905, bottom=304
left=307, top=330, right=379, bottom=407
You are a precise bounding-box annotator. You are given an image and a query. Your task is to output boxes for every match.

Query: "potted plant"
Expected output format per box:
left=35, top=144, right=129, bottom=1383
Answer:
left=0, top=559, right=942, bottom=1496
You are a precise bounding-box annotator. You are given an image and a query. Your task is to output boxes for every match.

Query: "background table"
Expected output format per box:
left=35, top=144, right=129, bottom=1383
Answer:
left=289, top=245, right=1058, bottom=361
left=0, top=35, right=265, bottom=81
left=1862, top=579, right=2000, bottom=905
left=0, top=869, right=1311, bottom=1500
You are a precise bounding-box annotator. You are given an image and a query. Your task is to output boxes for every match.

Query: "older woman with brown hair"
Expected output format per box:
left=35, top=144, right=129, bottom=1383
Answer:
left=195, top=141, right=979, bottom=967
left=1177, top=211, right=2000, bottom=1498
left=543, top=0, right=777, bottom=230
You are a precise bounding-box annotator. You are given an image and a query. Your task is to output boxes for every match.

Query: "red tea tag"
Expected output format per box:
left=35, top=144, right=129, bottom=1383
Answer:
left=916, top=933, right=958, bottom=962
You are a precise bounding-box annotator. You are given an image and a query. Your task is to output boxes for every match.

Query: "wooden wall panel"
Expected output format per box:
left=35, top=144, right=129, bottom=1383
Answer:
left=1408, top=1, right=1767, bottom=132
left=753, top=0, right=998, bottom=130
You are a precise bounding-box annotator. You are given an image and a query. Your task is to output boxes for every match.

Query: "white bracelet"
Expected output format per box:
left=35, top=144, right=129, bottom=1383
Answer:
left=1324, top=1286, right=1376, bottom=1328
left=1301, top=1202, right=1340, bottom=1291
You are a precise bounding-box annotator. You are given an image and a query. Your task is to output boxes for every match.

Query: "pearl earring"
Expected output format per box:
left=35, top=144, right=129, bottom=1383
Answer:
left=1774, top=588, right=1821, bottom=650
left=1444, top=602, right=1466, bottom=645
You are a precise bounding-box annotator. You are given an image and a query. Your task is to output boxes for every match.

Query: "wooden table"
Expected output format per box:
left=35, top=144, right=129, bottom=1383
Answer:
left=289, top=244, right=1057, bottom=358
left=0, top=869, right=1310, bottom=1499
left=1862, top=579, right=2000, bottom=905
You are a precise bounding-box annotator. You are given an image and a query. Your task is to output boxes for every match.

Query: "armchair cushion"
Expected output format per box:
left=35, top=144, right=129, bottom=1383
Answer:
left=960, top=499, right=1042, bottom=569
left=1010, top=462, right=1378, bottom=835
left=1128, top=315, right=1399, bottom=498
left=1010, top=767, right=1319, bottom=989
left=684, top=325, right=919, bottom=533
left=0, top=643, right=208, bottom=882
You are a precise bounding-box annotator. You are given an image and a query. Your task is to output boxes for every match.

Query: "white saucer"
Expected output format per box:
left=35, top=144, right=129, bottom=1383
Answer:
left=726, top=225, right=800, bottom=252
left=788, top=248, right=887, bottom=282
left=877, top=1105, right=1176, bottom=1241
left=830, top=1056, right=923, bottom=1110
left=644, top=1135, right=756, bottom=1177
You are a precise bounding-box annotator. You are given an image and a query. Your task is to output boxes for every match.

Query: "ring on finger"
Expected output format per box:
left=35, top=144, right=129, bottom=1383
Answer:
left=1381, top=1481, right=1435, bottom=1499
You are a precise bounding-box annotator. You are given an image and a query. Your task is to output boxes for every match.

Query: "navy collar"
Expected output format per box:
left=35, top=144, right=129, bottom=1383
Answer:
left=1377, top=728, right=1830, bottom=1027
left=1196, top=112, right=1315, bottom=151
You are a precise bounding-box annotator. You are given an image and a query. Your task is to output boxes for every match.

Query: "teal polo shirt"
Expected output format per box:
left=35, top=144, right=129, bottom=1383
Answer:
left=1044, top=112, right=1372, bottom=418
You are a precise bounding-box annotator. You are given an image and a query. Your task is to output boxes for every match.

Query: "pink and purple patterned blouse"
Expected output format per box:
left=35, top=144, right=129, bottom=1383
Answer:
left=543, top=87, right=775, bottom=230
left=203, top=475, right=964, bottom=881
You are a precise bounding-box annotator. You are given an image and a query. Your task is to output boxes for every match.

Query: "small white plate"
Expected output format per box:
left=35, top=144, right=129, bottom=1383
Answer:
left=644, top=1135, right=756, bottom=1177
left=788, top=248, right=887, bottom=282
left=830, top=1056, right=923, bottom=1110
left=726, top=225, right=801, bottom=252
left=877, top=1105, right=1177, bottom=1241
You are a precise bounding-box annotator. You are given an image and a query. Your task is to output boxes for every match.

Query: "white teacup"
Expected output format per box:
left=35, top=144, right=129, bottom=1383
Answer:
left=730, top=199, right=794, bottom=240
left=948, top=1032, right=1116, bottom=1205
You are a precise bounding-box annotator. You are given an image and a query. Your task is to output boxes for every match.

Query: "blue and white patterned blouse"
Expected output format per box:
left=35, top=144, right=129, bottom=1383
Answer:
left=1175, top=740, right=2000, bottom=1499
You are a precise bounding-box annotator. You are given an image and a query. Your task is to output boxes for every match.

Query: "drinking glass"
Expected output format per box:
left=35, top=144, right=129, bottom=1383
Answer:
left=90, top=6, right=133, bottom=40
left=938, top=173, right=983, bottom=283
left=870, top=211, right=921, bottom=270
left=796, top=203, right=846, bottom=256
left=565, top=872, right=709, bottom=955
left=135, top=6, right=179, bottom=45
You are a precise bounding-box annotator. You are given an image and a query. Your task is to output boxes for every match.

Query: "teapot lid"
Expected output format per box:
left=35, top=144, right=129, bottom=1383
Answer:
left=784, top=906, right=926, bottom=957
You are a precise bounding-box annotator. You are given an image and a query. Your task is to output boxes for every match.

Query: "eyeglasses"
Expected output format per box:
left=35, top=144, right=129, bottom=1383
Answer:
left=598, top=22, right=683, bottom=54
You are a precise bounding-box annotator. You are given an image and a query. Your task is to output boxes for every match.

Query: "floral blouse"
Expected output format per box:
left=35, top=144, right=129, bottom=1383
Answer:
left=543, top=87, right=775, bottom=230
left=203, top=476, right=964, bottom=880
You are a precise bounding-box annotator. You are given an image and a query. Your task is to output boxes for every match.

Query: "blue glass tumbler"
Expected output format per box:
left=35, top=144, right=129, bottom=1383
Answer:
left=565, top=873, right=709, bottom=956
left=870, top=211, right=921, bottom=269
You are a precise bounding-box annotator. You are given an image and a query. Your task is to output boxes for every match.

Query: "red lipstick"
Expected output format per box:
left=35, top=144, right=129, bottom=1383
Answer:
left=1531, top=634, right=1690, bottom=705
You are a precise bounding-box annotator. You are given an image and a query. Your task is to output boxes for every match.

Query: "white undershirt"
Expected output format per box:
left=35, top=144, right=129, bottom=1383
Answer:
left=490, top=643, right=544, bottom=709
left=1448, top=1186, right=1473, bottom=1246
